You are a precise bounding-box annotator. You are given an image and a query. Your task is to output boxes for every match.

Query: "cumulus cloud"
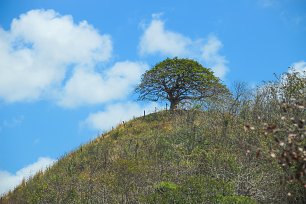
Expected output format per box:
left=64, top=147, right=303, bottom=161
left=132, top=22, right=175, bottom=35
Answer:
left=0, top=157, right=55, bottom=196
left=139, top=15, right=229, bottom=79
left=139, top=16, right=192, bottom=56
left=291, top=60, right=306, bottom=74
left=83, top=102, right=159, bottom=131
left=201, top=36, right=228, bottom=79
left=0, top=9, right=112, bottom=103
left=58, top=61, right=147, bottom=107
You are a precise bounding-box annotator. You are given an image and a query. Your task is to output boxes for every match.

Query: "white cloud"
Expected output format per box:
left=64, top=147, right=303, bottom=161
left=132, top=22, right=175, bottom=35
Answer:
left=291, top=60, right=306, bottom=74
left=0, top=157, right=55, bottom=196
left=83, top=102, right=159, bottom=131
left=0, top=9, right=112, bottom=103
left=58, top=61, right=147, bottom=107
left=139, top=16, right=192, bottom=56
left=201, top=36, right=228, bottom=79
left=139, top=16, right=229, bottom=79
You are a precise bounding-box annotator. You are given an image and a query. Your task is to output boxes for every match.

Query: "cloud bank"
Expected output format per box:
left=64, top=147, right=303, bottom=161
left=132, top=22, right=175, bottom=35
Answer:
left=0, top=157, right=55, bottom=196
left=0, top=9, right=147, bottom=107
left=139, top=15, right=229, bottom=79
left=0, top=9, right=112, bottom=103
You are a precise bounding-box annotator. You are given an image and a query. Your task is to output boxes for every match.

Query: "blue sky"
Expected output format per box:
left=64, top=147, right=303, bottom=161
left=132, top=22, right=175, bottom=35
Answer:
left=0, top=0, right=305, bottom=195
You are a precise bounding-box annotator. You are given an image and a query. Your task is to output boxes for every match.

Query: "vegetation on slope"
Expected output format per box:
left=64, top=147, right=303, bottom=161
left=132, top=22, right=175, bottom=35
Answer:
left=1, top=109, right=304, bottom=203
left=1, top=70, right=305, bottom=204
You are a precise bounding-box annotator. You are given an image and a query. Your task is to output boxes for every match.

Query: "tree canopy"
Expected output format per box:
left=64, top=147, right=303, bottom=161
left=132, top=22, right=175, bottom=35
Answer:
left=135, top=57, right=228, bottom=110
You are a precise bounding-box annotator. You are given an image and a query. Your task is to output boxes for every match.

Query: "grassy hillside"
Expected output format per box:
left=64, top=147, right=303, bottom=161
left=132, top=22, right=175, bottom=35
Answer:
left=1, top=108, right=305, bottom=203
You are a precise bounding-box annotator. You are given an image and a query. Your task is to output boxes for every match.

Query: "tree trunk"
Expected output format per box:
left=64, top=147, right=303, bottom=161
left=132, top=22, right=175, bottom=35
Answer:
left=170, top=100, right=179, bottom=110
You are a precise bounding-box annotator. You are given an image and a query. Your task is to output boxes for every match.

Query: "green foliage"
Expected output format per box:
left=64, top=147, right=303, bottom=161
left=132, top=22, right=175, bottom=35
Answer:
left=154, top=181, right=177, bottom=193
left=135, top=57, right=228, bottom=110
left=179, top=176, right=234, bottom=203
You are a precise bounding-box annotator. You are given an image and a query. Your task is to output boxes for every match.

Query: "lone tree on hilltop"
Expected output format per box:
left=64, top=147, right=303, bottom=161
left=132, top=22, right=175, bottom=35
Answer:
left=135, top=57, right=229, bottom=110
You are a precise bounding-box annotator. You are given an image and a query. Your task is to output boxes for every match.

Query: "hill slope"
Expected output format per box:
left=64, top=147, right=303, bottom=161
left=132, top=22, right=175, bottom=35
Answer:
left=0, top=110, right=304, bottom=203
